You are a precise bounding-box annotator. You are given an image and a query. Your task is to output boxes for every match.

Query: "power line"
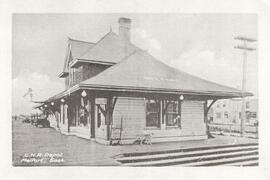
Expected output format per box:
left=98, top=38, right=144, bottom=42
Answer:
left=234, top=36, right=256, bottom=137
left=234, top=36, right=256, bottom=42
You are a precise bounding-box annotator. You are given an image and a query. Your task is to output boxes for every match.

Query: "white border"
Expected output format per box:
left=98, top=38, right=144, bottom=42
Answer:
left=1, top=0, right=270, bottom=180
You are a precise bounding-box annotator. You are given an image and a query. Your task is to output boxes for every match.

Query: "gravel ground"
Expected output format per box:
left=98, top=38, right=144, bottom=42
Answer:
left=12, top=119, right=258, bottom=166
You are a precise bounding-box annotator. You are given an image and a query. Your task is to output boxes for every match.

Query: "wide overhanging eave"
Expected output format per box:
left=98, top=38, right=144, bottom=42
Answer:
left=78, top=84, right=253, bottom=98
left=70, top=58, right=116, bottom=68
left=38, top=84, right=252, bottom=107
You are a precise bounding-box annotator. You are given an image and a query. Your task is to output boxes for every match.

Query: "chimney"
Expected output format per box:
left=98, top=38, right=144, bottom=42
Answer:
left=118, top=17, right=131, bottom=42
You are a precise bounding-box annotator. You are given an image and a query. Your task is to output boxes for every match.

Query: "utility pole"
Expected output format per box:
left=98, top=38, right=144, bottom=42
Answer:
left=234, top=36, right=256, bottom=137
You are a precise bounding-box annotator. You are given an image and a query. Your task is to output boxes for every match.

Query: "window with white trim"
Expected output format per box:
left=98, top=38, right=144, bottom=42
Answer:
left=165, top=101, right=181, bottom=127
left=146, top=99, right=160, bottom=128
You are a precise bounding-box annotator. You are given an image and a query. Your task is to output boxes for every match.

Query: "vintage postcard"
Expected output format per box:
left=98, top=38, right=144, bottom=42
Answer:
left=11, top=13, right=258, bottom=167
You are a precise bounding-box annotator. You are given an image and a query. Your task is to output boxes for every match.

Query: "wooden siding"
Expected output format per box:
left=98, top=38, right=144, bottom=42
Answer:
left=65, top=77, right=69, bottom=89
left=111, top=99, right=206, bottom=142
left=112, top=97, right=146, bottom=139
left=83, top=63, right=110, bottom=80
left=181, top=101, right=206, bottom=136
left=66, top=63, right=110, bottom=88
left=52, top=98, right=207, bottom=144
left=75, top=66, right=84, bottom=85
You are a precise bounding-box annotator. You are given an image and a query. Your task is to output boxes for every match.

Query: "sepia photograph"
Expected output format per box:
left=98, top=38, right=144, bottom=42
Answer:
left=12, top=13, right=258, bottom=167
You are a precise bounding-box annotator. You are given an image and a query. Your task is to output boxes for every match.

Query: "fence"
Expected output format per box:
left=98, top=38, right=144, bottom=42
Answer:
left=209, top=123, right=258, bottom=138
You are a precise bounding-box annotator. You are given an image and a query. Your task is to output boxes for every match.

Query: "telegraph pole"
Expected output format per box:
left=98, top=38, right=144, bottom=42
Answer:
left=234, top=36, right=256, bottom=136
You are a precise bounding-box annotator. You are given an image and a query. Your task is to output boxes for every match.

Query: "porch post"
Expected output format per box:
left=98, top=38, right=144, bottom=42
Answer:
left=178, top=99, right=182, bottom=128
left=66, top=103, right=70, bottom=133
left=160, top=100, right=165, bottom=129
left=55, top=108, right=60, bottom=128
left=204, top=101, right=209, bottom=137
left=60, top=103, right=64, bottom=124
left=105, top=96, right=117, bottom=141
left=90, top=97, right=95, bottom=138
left=86, top=98, right=90, bottom=134
left=106, top=97, right=112, bottom=140
left=204, top=99, right=217, bottom=138
left=75, top=103, right=79, bottom=126
left=106, top=115, right=111, bottom=140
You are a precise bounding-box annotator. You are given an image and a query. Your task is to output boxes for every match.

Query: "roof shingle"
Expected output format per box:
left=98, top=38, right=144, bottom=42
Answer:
left=80, top=50, right=252, bottom=97
left=78, top=31, right=138, bottom=63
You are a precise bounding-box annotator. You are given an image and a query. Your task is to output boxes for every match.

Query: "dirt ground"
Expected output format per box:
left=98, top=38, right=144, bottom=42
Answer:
left=12, top=119, right=258, bottom=166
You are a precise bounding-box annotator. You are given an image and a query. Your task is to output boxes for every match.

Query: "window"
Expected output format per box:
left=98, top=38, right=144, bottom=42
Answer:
left=216, top=112, right=221, bottom=119
left=224, top=111, right=229, bottom=119
left=223, top=103, right=226, bottom=108
left=166, top=101, right=181, bottom=127
left=146, top=99, right=160, bottom=128
left=217, top=104, right=220, bottom=108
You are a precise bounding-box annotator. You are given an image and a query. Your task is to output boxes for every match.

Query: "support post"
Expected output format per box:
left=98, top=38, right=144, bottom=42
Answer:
left=66, top=103, right=70, bottom=133
left=204, top=99, right=217, bottom=138
left=60, top=103, right=64, bottom=124
left=160, top=100, right=164, bottom=129
left=54, top=107, right=60, bottom=128
left=90, top=97, right=95, bottom=138
left=178, top=99, right=182, bottom=128
left=86, top=98, right=91, bottom=133
left=234, top=36, right=256, bottom=136
left=240, top=49, right=247, bottom=136
left=105, top=96, right=118, bottom=141
left=162, top=100, right=172, bottom=124
left=204, top=101, right=209, bottom=136
left=106, top=97, right=113, bottom=141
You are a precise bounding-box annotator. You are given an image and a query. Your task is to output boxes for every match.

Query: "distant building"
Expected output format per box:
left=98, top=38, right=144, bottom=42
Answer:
left=209, top=98, right=258, bottom=125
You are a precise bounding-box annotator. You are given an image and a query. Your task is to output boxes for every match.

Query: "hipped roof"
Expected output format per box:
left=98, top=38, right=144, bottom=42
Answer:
left=53, top=30, right=252, bottom=102
left=78, top=31, right=138, bottom=63
left=79, top=50, right=252, bottom=97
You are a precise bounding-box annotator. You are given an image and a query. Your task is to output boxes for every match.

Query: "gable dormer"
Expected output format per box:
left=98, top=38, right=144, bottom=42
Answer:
left=59, top=38, right=95, bottom=78
left=58, top=17, right=136, bottom=89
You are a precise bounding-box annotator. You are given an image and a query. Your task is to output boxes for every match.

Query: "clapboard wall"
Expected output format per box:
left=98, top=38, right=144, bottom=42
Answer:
left=144, top=101, right=206, bottom=142
left=95, top=98, right=207, bottom=144
left=113, top=99, right=206, bottom=143
left=113, top=97, right=145, bottom=140
left=181, top=101, right=206, bottom=136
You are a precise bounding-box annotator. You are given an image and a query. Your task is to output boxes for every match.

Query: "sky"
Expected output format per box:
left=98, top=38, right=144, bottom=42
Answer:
left=12, top=13, right=258, bottom=115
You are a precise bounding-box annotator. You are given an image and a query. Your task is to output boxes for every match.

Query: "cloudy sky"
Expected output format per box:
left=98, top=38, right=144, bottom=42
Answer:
left=12, top=14, right=257, bottom=115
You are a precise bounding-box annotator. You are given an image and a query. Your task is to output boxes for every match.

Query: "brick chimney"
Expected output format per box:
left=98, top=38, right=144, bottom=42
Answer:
left=119, top=17, right=131, bottom=42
